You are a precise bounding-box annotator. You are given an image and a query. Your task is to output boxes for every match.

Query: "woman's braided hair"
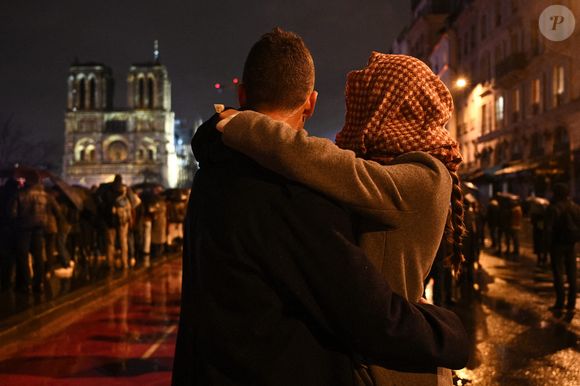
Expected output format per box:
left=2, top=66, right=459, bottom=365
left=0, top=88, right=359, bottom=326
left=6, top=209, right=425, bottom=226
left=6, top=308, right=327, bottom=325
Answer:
left=445, top=171, right=466, bottom=273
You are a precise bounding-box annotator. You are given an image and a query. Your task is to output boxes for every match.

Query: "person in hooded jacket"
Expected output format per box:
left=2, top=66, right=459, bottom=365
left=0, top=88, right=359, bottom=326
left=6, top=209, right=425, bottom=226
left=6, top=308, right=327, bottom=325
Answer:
left=216, top=52, right=466, bottom=385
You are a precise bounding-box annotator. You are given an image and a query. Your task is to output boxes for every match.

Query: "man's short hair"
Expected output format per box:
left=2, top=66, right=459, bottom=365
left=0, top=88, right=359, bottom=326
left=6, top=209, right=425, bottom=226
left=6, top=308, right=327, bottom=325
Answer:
left=242, top=27, right=315, bottom=111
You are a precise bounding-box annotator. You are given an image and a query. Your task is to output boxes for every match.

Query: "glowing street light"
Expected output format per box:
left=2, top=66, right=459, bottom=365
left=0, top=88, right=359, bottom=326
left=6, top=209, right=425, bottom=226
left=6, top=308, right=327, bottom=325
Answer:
left=455, top=77, right=468, bottom=89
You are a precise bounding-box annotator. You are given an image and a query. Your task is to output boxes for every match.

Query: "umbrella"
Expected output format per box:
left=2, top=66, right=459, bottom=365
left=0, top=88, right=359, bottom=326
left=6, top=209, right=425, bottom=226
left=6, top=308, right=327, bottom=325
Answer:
left=72, top=185, right=98, bottom=214
left=52, top=176, right=84, bottom=211
left=462, top=181, right=479, bottom=192
left=0, top=165, right=84, bottom=211
left=497, top=192, right=520, bottom=202
left=526, top=196, right=549, bottom=207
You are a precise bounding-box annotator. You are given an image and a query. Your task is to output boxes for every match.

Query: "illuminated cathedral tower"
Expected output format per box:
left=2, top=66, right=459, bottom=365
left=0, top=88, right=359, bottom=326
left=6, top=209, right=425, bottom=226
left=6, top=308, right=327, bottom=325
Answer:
left=63, top=41, right=177, bottom=187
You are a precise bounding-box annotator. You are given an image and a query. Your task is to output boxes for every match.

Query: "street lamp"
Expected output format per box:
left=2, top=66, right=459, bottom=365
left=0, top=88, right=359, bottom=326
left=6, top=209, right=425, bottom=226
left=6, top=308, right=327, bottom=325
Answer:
left=455, top=77, right=468, bottom=88
left=455, top=77, right=468, bottom=89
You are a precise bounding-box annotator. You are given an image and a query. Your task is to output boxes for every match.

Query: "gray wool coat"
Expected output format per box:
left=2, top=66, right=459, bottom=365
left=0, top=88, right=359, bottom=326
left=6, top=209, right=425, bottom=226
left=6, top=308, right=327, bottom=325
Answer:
left=222, top=111, right=455, bottom=386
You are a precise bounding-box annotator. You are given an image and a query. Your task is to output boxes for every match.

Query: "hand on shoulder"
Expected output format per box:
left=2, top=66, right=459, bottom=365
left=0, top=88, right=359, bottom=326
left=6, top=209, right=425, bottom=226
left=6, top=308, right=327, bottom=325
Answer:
left=216, top=109, right=240, bottom=132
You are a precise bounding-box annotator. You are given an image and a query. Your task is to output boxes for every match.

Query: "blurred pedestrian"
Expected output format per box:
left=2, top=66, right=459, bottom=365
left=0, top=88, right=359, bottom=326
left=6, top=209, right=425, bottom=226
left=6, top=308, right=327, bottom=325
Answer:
left=505, top=198, right=522, bottom=259
left=0, top=178, right=19, bottom=291
left=462, top=193, right=479, bottom=287
left=487, top=197, right=500, bottom=249
left=149, top=186, right=167, bottom=259
left=529, top=197, right=549, bottom=266
left=12, top=173, right=60, bottom=292
left=52, top=189, right=78, bottom=277
left=166, top=189, right=187, bottom=252
left=97, top=175, right=134, bottom=271
left=546, top=183, right=579, bottom=312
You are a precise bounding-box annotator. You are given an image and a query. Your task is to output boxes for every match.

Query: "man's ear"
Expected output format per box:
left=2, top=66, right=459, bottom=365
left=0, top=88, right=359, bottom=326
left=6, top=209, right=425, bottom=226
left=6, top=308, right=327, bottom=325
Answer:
left=237, top=84, right=247, bottom=108
left=303, top=90, right=318, bottom=120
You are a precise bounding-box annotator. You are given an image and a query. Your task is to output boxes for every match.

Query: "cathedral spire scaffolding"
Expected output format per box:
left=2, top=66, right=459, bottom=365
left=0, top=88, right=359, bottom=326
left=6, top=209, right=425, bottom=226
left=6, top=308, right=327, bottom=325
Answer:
left=154, top=40, right=160, bottom=63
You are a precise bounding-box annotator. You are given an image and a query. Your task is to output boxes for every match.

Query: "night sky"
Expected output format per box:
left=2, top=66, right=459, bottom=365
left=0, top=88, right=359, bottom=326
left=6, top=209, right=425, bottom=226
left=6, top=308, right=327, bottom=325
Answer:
left=1, top=0, right=410, bottom=166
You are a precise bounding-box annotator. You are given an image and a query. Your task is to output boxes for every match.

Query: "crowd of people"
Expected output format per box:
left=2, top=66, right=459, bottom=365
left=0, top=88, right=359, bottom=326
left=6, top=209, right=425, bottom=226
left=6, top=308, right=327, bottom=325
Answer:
left=0, top=173, right=188, bottom=294
left=429, top=183, right=578, bottom=314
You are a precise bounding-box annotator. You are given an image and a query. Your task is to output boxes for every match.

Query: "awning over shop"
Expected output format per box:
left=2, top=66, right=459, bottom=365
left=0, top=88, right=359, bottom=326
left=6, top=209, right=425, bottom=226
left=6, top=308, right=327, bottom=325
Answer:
left=461, top=165, right=503, bottom=182
left=494, top=161, right=540, bottom=176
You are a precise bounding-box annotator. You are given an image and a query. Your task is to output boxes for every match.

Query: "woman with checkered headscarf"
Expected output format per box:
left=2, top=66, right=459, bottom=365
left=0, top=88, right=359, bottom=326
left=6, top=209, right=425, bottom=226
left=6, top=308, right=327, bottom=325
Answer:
left=219, top=52, right=466, bottom=385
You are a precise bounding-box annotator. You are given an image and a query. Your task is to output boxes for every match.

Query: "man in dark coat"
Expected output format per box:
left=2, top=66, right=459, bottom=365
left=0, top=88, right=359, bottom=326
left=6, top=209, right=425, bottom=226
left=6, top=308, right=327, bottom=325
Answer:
left=172, top=28, right=468, bottom=386
left=546, top=183, right=579, bottom=312
left=12, top=173, right=60, bottom=292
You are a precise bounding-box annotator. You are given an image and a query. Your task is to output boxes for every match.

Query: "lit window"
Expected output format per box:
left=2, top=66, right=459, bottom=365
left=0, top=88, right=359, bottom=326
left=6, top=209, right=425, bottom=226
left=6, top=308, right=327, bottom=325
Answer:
left=495, top=96, right=504, bottom=129
left=552, top=65, right=565, bottom=107
left=532, top=78, right=541, bottom=113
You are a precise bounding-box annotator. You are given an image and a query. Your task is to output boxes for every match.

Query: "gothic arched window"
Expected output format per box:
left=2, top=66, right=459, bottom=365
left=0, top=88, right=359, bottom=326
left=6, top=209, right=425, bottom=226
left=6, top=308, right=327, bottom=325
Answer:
left=147, top=76, right=155, bottom=109
left=138, top=77, right=145, bottom=108
left=79, top=77, right=86, bottom=110
left=74, top=138, right=96, bottom=162
left=88, top=77, right=96, bottom=109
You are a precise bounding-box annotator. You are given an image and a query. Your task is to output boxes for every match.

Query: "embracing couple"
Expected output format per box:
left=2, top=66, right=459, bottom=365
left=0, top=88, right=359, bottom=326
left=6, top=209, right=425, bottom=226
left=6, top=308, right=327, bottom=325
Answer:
left=172, top=27, right=469, bottom=386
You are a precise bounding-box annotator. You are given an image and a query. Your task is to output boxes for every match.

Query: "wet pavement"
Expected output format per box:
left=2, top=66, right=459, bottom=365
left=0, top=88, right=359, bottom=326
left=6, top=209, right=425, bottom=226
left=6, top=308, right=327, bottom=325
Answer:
left=0, top=236, right=578, bottom=385
left=450, top=244, right=580, bottom=385
left=0, top=257, right=129, bottom=322
left=0, top=259, right=181, bottom=385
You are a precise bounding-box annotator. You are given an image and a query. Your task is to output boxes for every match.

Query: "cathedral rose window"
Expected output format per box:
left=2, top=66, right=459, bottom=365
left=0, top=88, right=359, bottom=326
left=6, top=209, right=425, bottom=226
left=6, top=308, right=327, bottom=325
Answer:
left=107, top=140, right=129, bottom=162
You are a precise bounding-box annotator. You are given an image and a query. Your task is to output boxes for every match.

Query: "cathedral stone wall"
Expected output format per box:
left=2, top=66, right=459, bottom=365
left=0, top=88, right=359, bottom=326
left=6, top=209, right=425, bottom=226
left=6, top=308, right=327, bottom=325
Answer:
left=62, top=58, right=177, bottom=188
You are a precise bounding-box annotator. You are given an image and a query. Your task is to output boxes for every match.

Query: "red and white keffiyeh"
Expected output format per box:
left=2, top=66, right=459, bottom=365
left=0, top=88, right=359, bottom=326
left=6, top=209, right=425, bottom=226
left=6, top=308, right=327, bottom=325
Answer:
left=335, top=52, right=462, bottom=172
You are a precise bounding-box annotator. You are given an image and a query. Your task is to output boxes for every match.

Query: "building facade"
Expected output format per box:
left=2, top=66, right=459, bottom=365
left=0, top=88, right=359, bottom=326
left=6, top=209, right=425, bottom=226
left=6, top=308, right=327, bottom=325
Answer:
left=62, top=46, right=178, bottom=187
left=393, top=0, right=580, bottom=201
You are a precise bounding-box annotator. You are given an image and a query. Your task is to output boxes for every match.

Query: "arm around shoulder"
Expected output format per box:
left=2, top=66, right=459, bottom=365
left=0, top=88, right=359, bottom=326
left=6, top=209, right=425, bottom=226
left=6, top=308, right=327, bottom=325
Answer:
left=223, top=111, right=450, bottom=225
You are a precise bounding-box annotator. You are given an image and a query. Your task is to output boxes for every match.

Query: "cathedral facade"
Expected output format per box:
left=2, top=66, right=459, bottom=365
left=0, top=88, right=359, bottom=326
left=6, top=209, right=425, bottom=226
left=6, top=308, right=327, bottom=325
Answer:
left=62, top=48, right=177, bottom=187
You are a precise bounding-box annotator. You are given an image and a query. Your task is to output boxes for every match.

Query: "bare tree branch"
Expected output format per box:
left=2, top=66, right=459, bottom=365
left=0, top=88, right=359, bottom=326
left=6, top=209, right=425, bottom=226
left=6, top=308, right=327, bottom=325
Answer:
left=0, top=114, right=58, bottom=169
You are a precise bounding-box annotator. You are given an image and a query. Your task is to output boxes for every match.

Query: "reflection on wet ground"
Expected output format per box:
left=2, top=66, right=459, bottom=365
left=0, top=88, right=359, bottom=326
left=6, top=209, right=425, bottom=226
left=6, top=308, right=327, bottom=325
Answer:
left=451, top=247, right=579, bottom=385
left=0, top=259, right=181, bottom=386
left=0, top=256, right=168, bottom=322
left=0, top=241, right=578, bottom=385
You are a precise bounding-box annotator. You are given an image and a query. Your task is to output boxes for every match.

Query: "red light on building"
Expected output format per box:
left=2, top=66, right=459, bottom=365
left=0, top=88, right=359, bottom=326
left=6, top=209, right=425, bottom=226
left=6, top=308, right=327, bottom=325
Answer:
left=214, top=83, right=221, bottom=89
left=232, top=78, right=239, bottom=84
